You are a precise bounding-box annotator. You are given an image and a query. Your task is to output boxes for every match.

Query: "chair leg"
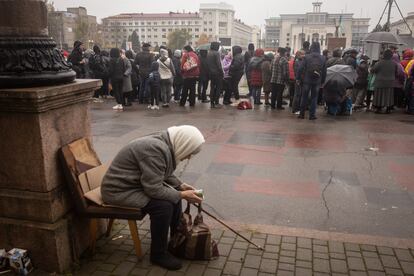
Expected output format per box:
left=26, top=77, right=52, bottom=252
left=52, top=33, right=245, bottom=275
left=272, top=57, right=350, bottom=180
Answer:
left=89, top=218, right=98, bottom=254
left=128, top=220, right=143, bottom=258
left=106, top=218, right=115, bottom=237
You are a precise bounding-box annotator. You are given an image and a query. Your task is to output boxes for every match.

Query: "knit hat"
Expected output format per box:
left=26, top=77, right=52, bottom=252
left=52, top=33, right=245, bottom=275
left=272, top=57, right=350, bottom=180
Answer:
left=167, top=125, right=205, bottom=163
left=183, top=45, right=193, bottom=52
left=174, top=49, right=182, bottom=58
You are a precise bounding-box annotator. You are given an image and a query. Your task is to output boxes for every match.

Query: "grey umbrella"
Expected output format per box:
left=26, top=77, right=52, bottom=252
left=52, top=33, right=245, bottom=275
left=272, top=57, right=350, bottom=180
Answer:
left=362, top=32, right=404, bottom=45
left=325, top=65, right=357, bottom=89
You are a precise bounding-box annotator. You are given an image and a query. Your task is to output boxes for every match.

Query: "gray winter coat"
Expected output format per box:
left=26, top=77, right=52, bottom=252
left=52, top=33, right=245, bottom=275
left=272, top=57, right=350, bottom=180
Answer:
left=122, top=58, right=133, bottom=93
left=371, top=59, right=397, bottom=89
left=101, top=131, right=183, bottom=209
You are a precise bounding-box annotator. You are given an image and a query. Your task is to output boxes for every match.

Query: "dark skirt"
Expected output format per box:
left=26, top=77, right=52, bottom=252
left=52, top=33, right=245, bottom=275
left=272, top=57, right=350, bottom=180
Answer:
left=373, top=87, right=394, bottom=107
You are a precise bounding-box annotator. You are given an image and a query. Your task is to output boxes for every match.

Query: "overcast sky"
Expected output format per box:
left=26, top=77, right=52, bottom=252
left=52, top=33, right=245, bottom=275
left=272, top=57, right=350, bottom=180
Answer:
left=51, top=0, right=414, bottom=30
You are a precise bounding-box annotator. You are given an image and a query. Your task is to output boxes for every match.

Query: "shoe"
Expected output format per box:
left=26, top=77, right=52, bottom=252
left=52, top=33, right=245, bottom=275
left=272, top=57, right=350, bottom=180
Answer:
left=118, top=105, right=123, bottom=110
left=147, top=105, right=152, bottom=109
left=276, top=106, right=285, bottom=110
left=112, top=104, right=122, bottom=110
left=298, top=114, right=305, bottom=119
left=162, top=103, right=169, bottom=108
left=112, top=104, right=119, bottom=110
left=294, top=111, right=300, bottom=115
left=93, top=98, right=104, bottom=103
left=154, top=105, right=160, bottom=110
left=151, top=253, right=182, bottom=270
left=202, top=99, right=210, bottom=103
left=309, top=116, right=317, bottom=120
left=282, top=100, right=288, bottom=105
left=265, top=102, right=271, bottom=106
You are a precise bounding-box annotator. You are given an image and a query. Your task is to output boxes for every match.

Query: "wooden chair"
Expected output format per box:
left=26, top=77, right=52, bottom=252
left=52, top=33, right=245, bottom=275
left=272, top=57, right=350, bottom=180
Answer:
left=59, top=138, right=146, bottom=258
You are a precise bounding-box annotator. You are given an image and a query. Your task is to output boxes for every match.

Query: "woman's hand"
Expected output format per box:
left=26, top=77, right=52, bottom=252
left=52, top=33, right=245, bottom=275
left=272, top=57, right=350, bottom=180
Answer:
left=179, top=183, right=195, bottom=191
left=180, top=190, right=203, bottom=204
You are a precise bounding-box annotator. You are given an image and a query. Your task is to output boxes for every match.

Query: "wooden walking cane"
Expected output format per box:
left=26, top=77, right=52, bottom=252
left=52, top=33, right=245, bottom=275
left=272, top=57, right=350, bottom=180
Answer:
left=192, top=203, right=264, bottom=251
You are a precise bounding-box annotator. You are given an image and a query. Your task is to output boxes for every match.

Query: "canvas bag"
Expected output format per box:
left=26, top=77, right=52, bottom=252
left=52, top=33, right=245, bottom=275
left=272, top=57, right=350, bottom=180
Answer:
left=169, top=203, right=219, bottom=260
left=183, top=53, right=198, bottom=72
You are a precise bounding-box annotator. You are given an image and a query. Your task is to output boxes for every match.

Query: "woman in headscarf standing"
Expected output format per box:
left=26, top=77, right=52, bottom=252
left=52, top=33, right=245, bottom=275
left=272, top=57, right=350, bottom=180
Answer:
left=102, top=125, right=205, bottom=270
left=371, top=49, right=397, bottom=114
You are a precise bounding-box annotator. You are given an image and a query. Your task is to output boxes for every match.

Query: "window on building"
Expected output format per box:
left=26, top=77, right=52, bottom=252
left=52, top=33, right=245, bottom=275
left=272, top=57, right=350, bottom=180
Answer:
left=168, top=21, right=172, bottom=25
left=153, top=28, right=157, bottom=32
left=123, top=23, right=126, bottom=25
left=174, top=21, right=178, bottom=25
left=162, top=42, right=167, bottom=45
left=162, top=34, right=166, bottom=38
left=188, top=21, right=191, bottom=25
left=141, top=35, right=145, bottom=38
left=209, top=21, right=213, bottom=24
left=168, top=28, right=172, bottom=31
left=286, top=33, right=290, bottom=36
left=147, top=22, right=151, bottom=25
left=181, top=21, right=185, bottom=25
left=135, top=22, right=139, bottom=25
left=195, top=34, right=199, bottom=38
left=129, top=22, right=132, bottom=25
left=147, top=35, right=151, bottom=38
left=141, top=28, right=145, bottom=32
left=154, top=22, right=157, bottom=25
left=204, top=21, right=207, bottom=25
left=154, top=35, right=158, bottom=38
left=162, top=28, right=166, bottom=32
left=204, top=28, right=208, bottom=32
left=123, top=29, right=126, bottom=32
left=195, top=28, right=199, bottom=32
left=209, top=28, right=212, bottom=31
left=162, top=21, right=165, bottom=25
left=188, top=28, right=192, bottom=32
left=141, top=22, right=145, bottom=25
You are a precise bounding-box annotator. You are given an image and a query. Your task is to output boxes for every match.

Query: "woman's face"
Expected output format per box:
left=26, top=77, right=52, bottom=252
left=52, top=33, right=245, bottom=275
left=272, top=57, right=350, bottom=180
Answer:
left=180, top=145, right=202, bottom=161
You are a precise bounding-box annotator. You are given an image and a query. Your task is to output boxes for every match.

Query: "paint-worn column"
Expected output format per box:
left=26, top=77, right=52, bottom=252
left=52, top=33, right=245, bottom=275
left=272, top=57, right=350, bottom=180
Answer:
left=0, top=0, right=102, bottom=272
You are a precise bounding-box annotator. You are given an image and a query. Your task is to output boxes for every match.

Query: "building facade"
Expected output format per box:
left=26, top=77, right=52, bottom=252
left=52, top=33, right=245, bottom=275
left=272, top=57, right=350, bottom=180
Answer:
left=265, top=2, right=369, bottom=52
left=48, top=7, right=98, bottom=50
left=390, top=12, right=414, bottom=37
left=101, top=2, right=254, bottom=50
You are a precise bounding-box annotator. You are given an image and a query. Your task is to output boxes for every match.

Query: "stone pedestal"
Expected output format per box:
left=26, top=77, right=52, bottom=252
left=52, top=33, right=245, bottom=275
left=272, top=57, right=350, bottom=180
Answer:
left=0, top=79, right=102, bottom=272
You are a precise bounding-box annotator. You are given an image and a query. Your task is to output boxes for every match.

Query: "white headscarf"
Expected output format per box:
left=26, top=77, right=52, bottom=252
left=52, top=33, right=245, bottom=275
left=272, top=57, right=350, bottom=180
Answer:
left=167, top=125, right=205, bottom=163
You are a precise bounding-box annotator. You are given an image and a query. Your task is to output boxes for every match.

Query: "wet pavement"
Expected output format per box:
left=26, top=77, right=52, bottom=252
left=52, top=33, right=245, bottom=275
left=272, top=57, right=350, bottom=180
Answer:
left=90, top=99, right=414, bottom=241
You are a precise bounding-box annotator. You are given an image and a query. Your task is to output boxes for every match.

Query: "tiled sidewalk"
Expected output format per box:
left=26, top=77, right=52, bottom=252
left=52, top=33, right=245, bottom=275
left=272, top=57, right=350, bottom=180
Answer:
left=73, top=219, right=414, bottom=276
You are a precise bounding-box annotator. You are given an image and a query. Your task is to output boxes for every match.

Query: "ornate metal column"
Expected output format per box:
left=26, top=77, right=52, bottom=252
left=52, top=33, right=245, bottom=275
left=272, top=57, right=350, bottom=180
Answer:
left=0, top=0, right=75, bottom=88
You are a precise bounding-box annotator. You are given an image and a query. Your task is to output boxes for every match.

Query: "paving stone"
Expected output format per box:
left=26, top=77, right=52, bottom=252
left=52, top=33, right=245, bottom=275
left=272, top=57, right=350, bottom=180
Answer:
left=330, top=253, right=346, bottom=260
left=282, top=236, right=296, bottom=244
left=218, top=243, right=232, bottom=256
left=362, top=251, right=379, bottom=258
left=236, top=231, right=252, bottom=241
left=296, top=248, right=312, bottom=261
left=367, top=271, right=386, bottom=276
left=364, top=257, right=384, bottom=271
left=105, top=251, right=129, bottom=265
left=394, top=248, right=414, bottom=262
left=244, top=255, right=261, bottom=269
left=313, top=252, right=329, bottom=259
left=220, top=236, right=236, bottom=244
left=329, top=241, right=345, bottom=253
left=313, top=258, right=330, bottom=273
left=264, top=244, right=279, bottom=253
left=96, top=263, right=116, bottom=272
left=313, top=245, right=328, bottom=254
left=207, top=256, right=227, bottom=269
left=240, top=267, right=259, bottom=276
left=349, top=271, right=368, bottom=276
left=348, top=257, right=366, bottom=271
left=247, top=248, right=264, bottom=256
left=279, top=250, right=295, bottom=257
left=250, top=238, right=266, bottom=248
left=266, top=235, right=281, bottom=245
left=135, top=255, right=152, bottom=269
left=345, top=243, right=361, bottom=252
left=185, top=264, right=206, bottom=275
left=347, top=251, right=362, bottom=258
left=92, top=253, right=109, bottom=261
left=281, top=243, right=296, bottom=251
left=276, top=270, right=295, bottom=276
left=233, top=241, right=249, bottom=250
left=228, top=248, right=246, bottom=262
left=223, top=230, right=237, bottom=238
left=380, top=255, right=400, bottom=268
left=297, top=238, right=312, bottom=249
left=252, top=232, right=267, bottom=239
left=211, top=229, right=224, bottom=239
left=314, top=273, right=330, bottom=276
left=165, top=271, right=185, bottom=276
left=223, top=261, right=242, bottom=275
left=331, top=273, right=348, bottom=276
left=262, top=252, right=278, bottom=260
left=77, top=261, right=101, bottom=274
left=360, top=245, right=377, bottom=252
left=257, top=273, right=274, bottom=276
left=313, top=239, right=328, bottom=246
left=130, top=267, right=148, bottom=276
left=400, top=261, right=414, bottom=274
left=112, top=262, right=135, bottom=275
left=330, top=259, right=348, bottom=273
left=91, top=271, right=111, bottom=276
left=295, top=267, right=313, bottom=276
left=147, top=266, right=168, bottom=276
left=279, top=256, right=295, bottom=264
left=203, top=268, right=221, bottom=276
left=296, top=260, right=312, bottom=269
left=259, top=259, right=278, bottom=273
left=384, top=267, right=404, bottom=275
left=376, top=246, right=394, bottom=256
left=278, top=262, right=294, bottom=271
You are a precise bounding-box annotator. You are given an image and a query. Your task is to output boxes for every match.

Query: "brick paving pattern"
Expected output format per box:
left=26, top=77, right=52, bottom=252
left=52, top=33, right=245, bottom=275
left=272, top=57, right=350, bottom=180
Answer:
left=70, top=219, right=414, bottom=276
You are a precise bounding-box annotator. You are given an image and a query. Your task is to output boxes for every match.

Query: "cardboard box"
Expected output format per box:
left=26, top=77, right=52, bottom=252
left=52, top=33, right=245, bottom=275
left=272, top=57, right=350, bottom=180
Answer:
left=79, top=164, right=109, bottom=206
left=8, top=248, right=33, bottom=275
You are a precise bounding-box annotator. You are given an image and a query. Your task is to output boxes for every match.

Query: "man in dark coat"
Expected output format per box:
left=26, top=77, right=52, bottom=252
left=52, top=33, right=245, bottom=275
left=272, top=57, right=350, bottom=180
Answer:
left=229, top=45, right=244, bottom=103
left=326, top=48, right=344, bottom=68
left=68, top=40, right=85, bottom=78
left=207, top=42, right=223, bottom=108
left=197, top=49, right=210, bottom=103
left=298, top=42, right=326, bottom=120
left=134, top=43, right=155, bottom=104
left=244, top=43, right=255, bottom=97
left=89, top=45, right=109, bottom=101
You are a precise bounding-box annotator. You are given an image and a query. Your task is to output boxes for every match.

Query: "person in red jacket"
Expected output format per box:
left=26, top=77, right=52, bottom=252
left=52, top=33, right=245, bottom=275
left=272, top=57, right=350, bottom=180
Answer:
left=180, top=45, right=200, bottom=107
left=401, top=49, right=414, bottom=70
left=247, top=49, right=265, bottom=105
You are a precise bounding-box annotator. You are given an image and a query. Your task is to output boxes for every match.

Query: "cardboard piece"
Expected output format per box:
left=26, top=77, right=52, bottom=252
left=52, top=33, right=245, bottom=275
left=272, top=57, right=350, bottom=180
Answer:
left=78, top=163, right=109, bottom=194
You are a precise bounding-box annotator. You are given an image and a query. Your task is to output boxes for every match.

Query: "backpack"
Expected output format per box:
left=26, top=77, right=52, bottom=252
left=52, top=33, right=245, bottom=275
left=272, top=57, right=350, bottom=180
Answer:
left=183, top=53, right=198, bottom=72
left=306, top=54, right=322, bottom=80
left=237, top=100, right=253, bottom=110
left=169, top=203, right=219, bottom=260
left=90, top=54, right=108, bottom=78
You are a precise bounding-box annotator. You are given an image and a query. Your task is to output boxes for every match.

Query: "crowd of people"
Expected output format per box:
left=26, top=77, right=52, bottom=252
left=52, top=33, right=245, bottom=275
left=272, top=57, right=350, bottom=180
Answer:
left=67, top=39, right=414, bottom=118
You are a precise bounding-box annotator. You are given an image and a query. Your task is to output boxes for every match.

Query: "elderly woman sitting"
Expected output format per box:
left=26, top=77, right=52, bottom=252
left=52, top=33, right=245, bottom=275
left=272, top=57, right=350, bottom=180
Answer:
left=101, top=125, right=204, bottom=270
